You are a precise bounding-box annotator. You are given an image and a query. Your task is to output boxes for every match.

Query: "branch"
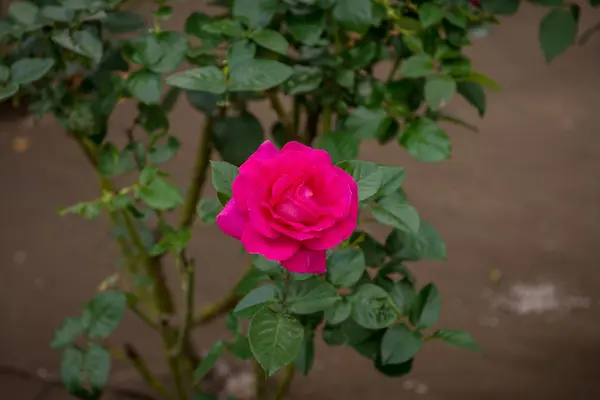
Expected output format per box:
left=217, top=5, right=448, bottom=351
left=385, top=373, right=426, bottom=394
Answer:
left=275, top=364, right=295, bottom=400
left=254, top=360, right=268, bottom=400
left=124, top=343, right=170, bottom=397
left=267, top=90, right=300, bottom=142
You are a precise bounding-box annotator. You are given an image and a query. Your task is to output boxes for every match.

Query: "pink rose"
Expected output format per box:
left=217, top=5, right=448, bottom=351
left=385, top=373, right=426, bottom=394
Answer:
left=216, top=141, right=359, bottom=274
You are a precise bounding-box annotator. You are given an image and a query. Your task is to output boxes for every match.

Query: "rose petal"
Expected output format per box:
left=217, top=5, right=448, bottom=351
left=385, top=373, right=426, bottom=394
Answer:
left=239, top=140, right=279, bottom=174
left=241, top=225, right=299, bottom=260
left=281, top=247, right=327, bottom=274
left=216, top=199, right=248, bottom=240
left=281, top=141, right=332, bottom=166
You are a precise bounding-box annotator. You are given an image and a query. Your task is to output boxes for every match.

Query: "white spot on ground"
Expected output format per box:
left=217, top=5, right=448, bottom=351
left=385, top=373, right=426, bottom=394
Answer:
left=13, top=250, right=27, bottom=265
left=224, top=371, right=255, bottom=400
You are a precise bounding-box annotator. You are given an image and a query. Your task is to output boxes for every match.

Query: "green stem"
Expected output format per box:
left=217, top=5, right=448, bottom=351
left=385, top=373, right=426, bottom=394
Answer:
left=321, top=106, right=332, bottom=135
left=124, top=343, right=170, bottom=397
left=328, top=11, right=342, bottom=53
left=292, top=97, right=301, bottom=135
left=275, top=364, right=295, bottom=400
left=179, top=116, right=214, bottom=230
left=267, top=90, right=299, bottom=142
left=175, top=256, right=195, bottom=354
left=254, top=359, right=268, bottom=400
left=387, top=55, right=401, bottom=82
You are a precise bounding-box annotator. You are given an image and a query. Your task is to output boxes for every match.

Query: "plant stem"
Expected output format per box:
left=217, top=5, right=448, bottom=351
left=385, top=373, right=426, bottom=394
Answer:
left=387, top=56, right=401, bottom=82
left=254, top=359, right=267, bottom=400
left=124, top=343, right=170, bottom=397
left=321, top=106, right=332, bottom=135
left=275, top=364, right=295, bottom=400
left=175, top=256, right=195, bottom=355
left=267, top=89, right=299, bottom=142
left=292, top=97, right=301, bottom=135
left=179, top=116, right=214, bottom=230
left=193, top=289, right=239, bottom=326
left=305, top=107, right=321, bottom=146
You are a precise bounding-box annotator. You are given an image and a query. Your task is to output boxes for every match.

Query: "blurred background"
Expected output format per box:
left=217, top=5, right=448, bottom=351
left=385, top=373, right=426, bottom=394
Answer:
left=1, top=1, right=600, bottom=399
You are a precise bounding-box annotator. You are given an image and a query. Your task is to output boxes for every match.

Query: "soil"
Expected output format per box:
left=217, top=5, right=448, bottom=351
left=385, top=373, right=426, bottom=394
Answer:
left=2, top=3, right=600, bottom=400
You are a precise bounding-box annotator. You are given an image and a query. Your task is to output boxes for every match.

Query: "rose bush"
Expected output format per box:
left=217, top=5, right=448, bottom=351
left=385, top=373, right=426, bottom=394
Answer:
left=217, top=140, right=358, bottom=274
left=0, top=0, right=591, bottom=399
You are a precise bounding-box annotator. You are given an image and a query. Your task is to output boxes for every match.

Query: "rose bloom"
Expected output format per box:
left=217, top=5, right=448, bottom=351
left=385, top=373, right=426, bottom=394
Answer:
left=216, top=141, right=359, bottom=274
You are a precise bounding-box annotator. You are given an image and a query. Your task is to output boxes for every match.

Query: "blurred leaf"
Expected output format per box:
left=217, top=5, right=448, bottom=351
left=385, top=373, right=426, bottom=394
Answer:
left=410, top=283, right=442, bottom=329
left=457, top=81, right=486, bottom=117
left=233, top=0, right=279, bottom=29
left=315, top=131, right=358, bottom=163
left=73, top=30, right=103, bottom=63
left=385, top=221, right=446, bottom=261
left=294, top=326, right=315, bottom=375
left=127, top=69, right=162, bottom=104
left=481, top=0, right=520, bottom=15
left=84, top=291, right=126, bottom=339
left=285, top=65, right=323, bottom=94
left=51, top=317, right=85, bottom=349
left=203, top=19, right=245, bottom=36
left=400, top=54, right=435, bottom=78
left=41, top=5, right=73, bottom=22
left=197, top=197, right=223, bottom=224
left=372, top=194, right=420, bottom=234
left=381, top=323, right=422, bottom=364
left=234, top=284, right=280, bottom=318
left=97, top=143, right=120, bottom=178
left=399, top=118, right=451, bottom=162
left=0, top=83, right=18, bottom=101
left=105, top=11, right=145, bottom=33
left=433, top=329, right=482, bottom=352
left=10, top=58, right=54, bottom=85
left=324, top=298, right=351, bottom=325
left=333, top=0, right=372, bottom=32
left=229, top=59, right=293, bottom=92
left=60, top=347, right=87, bottom=398
left=213, top=112, right=264, bottom=166
left=139, top=179, right=184, bottom=210
left=327, top=248, right=366, bottom=288
left=193, top=340, right=226, bottom=383
left=287, top=278, right=340, bottom=314
left=8, top=1, right=39, bottom=26
left=344, top=106, right=393, bottom=140
left=251, top=29, right=289, bottom=54
left=85, top=343, right=111, bottom=397
left=424, top=75, right=456, bottom=110
left=338, top=160, right=383, bottom=201
left=376, top=166, right=405, bottom=197
left=210, top=161, right=239, bottom=197
left=167, top=66, right=227, bottom=94
left=351, top=284, right=398, bottom=329
left=539, top=9, right=578, bottom=62
left=419, top=3, right=445, bottom=28
left=150, top=136, right=181, bottom=164
left=287, top=12, right=324, bottom=45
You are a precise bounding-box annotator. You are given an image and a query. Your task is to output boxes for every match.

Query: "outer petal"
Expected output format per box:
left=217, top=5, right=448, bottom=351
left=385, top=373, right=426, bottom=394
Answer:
left=281, top=247, right=327, bottom=274
left=281, top=141, right=332, bottom=166
left=239, top=140, right=279, bottom=174
left=216, top=199, right=248, bottom=240
left=241, top=225, right=299, bottom=261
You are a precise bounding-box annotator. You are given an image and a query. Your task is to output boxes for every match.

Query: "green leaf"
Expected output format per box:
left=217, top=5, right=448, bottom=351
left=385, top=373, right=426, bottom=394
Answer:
left=433, top=329, right=482, bottom=352
left=356, top=232, right=387, bottom=268
left=234, top=267, right=268, bottom=295
left=210, top=161, right=239, bottom=197
left=285, top=66, right=323, bottom=95
left=324, top=298, right=351, bottom=325
left=381, top=323, right=422, bottom=365
left=457, top=81, right=486, bottom=117
left=374, top=356, right=413, bottom=377
left=9, top=1, right=39, bottom=26
left=376, top=166, right=406, bottom=197
left=73, top=30, right=103, bottom=63
left=193, top=340, right=226, bottom=383
left=0, top=83, right=18, bottom=101
left=229, top=335, right=253, bottom=360
left=410, top=283, right=442, bottom=329
left=481, top=0, right=520, bottom=15
left=287, top=277, right=340, bottom=314
left=60, top=347, right=87, bottom=397
left=399, top=118, right=451, bottom=162
left=333, top=0, right=373, bottom=33
left=378, top=260, right=415, bottom=284
left=97, top=143, right=120, bottom=178
left=419, top=3, right=446, bottom=28
left=85, top=343, right=111, bottom=397
left=10, top=58, right=54, bottom=85
left=127, top=69, right=162, bottom=104
left=150, top=136, right=181, bottom=164
left=252, top=254, right=282, bottom=276
left=213, top=112, right=265, bottom=167
left=41, top=6, right=73, bottom=22
left=371, top=195, right=420, bottom=234
left=229, top=59, right=293, bottom=92
left=400, top=54, right=435, bottom=78
left=385, top=221, right=446, bottom=261
left=351, top=284, right=398, bottom=329
left=287, top=12, right=325, bottom=45
left=84, top=291, right=127, bottom=339
left=186, top=90, right=220, bottom=114
left=338, top=160, right=383, bottom=202
left=424, top=75, right=456, bottom=110
left=327, top=247, right=366, bottom=288
left=539, top=9, right=578, bottom=62
left=139, top=178, right=184, bottom=210
left=0, top=66, right=9, bottom=83
left=388, top=280, right=417, bottom=315
left=248, top=308, right=304, bottom=376
left=315, top=131, right=358, bottom=164
left=51, top=317, right=85, bottom=349
left=233, top=0, right=279, bottom=29
left=234, top=284, right=280, bottom=318
left=150, top=32, right=189, bottom=73
left=463, top=71, right=500, bottom=92
left=344, top=106, right=393, bottom=140
left=197, top=197, right=223, bottom=224
left=531, top=0, right=563, bottom=5
left=202, top=19, right=245, bottom=37
left=166, top=66, right=228, bottom=94
left=294, top=327, right=315, bottom=375
left=251, top=29, right=289, bottom=55
left=104, top=11, right=145, bottom=33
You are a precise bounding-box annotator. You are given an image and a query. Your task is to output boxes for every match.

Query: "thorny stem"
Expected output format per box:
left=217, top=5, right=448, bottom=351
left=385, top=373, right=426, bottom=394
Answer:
left=275, top=364, right=295, bottom=400
left=124, top=343, right=170, bottom=397
left=267, top=89, right=299, bottom=142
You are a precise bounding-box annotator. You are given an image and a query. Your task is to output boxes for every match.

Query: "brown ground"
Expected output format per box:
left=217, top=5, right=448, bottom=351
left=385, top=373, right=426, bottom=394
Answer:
left=2, top=3, right=600, bottom=400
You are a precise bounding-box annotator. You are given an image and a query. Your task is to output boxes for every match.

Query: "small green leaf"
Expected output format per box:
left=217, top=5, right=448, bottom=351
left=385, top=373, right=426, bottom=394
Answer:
left=286, top=277, right=340, bottom=314
left=10, top=58, right=54, bottom=85
left=433, top=329, right=482, bottom=352
left=85, top=343, right=111, bottom=397
left=194, top=340, right=227, bottom=383
left=333, top=0, right=373, bottom=32
left=399, top=118, right=451, bottom=162
left=251, top=29, right=289, bottom=55
left=539, top=9, right=578, bottom=62
left=344, top=106, right=393, bottom=140
left=166, top=66, right=228, bottom=94
left=234, top=284, right=280, bottom=317
left=51, top=317, right=85, bottom=349
left=139, top=178, right=184, bottom=210
left=9, top=1, right=39, bottom=26
left=285, top=65, right=323, bottom=95
left=381, top=323, right=422, bottom=365
left=73, top=30, right=103, bottom=63
left=248, top=308, right=304, bottom=376
left=385, top=221, right=446, bottom=261
left=463, top=71, right=500, bottom=92
left=127, top=69, right=162, bottom=104
left=233, top=0, right=279, bottom=29
left=457, top=81, right=486, bottom=117
left=150, top=136, right=181, bottom=164
left=315, top=131, right=359, bottom=164
left=229, top=336, right=253, bottom=360
left=202, top=19, right=245, bottom=37
left=186, top=90, right=220, bottom=114
left=371, top=195, right=420, bottom=234
left=41, top=5, right=73, bottom=22
left=229, top=59, right=293, bottom=92
left=97, top=143, right=120, bottom=178
left=252, top=254, right=282, bottom=275
left=327, top=247, right=366, bottom=288
left=84, top=291, right=127, bottom=339
left=410, top=283, right=442, bottom=329
left=338, top=160, right=383, bottom=202
left=376, top=166, right=406, bottom=197
left=424, top=75, right=456, bottom=110
left=388, top=280, right=417, bottom=315
left=351, top=284, right=398, bottom=329
left=60, top=347, right=86, bottom=397
left=213, top=112, right=265, bottom=167
left=287, top=12, right=325, bottom=45
left=0, top=66, right=10, bottom=82
left=400, top=54, right=435, bottom=78
left=324, top=298, right=351, bottom=325
left=419, top=3, right=446, bottom=28
left=481, top=0, right=520, bottom=15
left=210, top=161, right=239, bottom=197
left=0, top=83, right=18, bottom=101
left=197, top=197, right=223, bottom=224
